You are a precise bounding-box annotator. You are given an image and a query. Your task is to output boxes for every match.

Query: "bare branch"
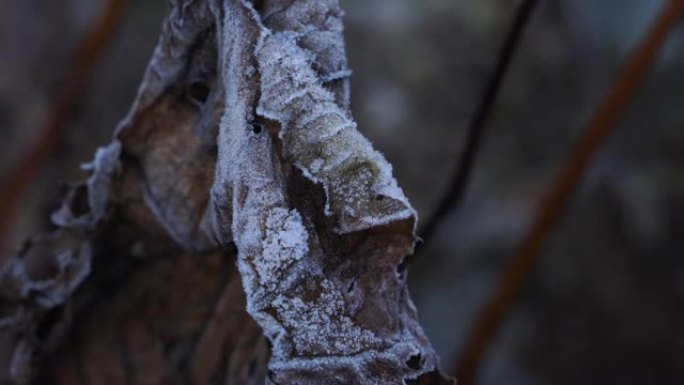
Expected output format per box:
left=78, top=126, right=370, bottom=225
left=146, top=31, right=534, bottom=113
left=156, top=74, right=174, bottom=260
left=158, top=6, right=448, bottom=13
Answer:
left=454, top=1, right=684, bottom=383
left=418, top=0, right=539, bottom=248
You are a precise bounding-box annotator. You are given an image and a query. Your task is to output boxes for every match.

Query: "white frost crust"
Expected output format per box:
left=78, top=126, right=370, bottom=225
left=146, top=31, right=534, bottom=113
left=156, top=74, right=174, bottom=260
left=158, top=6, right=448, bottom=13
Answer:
left=271, top=279, right=382, bottom=356
left=83, top=141, right=122, bottom=222
left=257, top=207, right=309, bottom=290
left=268, top=341, right=436, bottom=384
left=215, top=0, right=383, bottom=362
left=209, top=1, right=447, bottom=383
left=51, top=142, right=121, bottom=229
left=255, top=32, right=417, bottom=233
left=222, top=110, right=380, bottom=359
left=2, top=245, right=92, bottom=309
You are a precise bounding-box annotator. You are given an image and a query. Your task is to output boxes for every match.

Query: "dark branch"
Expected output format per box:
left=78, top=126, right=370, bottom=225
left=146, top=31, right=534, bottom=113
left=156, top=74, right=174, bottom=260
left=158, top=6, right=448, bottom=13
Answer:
left=454, top=1, right=684, bottom=383
left=418, top=0, right=539, bottom=247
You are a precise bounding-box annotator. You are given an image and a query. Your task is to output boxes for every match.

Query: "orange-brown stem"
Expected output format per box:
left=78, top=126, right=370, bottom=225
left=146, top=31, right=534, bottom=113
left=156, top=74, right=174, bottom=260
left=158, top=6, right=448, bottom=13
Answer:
left=0, top=0, right=130, bottom=255
left=454, top=0, right=684, bottom=383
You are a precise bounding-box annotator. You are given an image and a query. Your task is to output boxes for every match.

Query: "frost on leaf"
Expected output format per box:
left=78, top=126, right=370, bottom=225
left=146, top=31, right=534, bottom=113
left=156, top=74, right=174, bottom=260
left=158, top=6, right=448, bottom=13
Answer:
left=255, top=25, right=415, bottom=233
left=0, top=0, right=452, bottom=384
left=210, top=0, right=452, bottom=384
left=257, top=208, right=309, bottom=289
left=271, top=279, right=381, bottom=356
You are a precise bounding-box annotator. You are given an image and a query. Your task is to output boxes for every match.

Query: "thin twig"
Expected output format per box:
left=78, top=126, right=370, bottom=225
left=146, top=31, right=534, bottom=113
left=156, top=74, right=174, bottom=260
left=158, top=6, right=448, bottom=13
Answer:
left=0, top=0, right=130, bottom=255
left=453, top=1, right=684, bottom=384
left=417, top=0, right=539, bottom=246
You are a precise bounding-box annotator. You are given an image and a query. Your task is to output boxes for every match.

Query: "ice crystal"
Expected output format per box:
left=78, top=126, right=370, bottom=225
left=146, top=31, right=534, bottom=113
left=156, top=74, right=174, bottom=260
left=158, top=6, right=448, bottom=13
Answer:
left=257, top=207, right=309, bottom=289
left=271, top=279, right=381, bottom=356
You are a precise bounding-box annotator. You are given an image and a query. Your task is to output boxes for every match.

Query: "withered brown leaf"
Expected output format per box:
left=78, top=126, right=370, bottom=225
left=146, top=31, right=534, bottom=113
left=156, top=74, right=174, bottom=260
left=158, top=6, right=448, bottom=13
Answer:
left=0, top=1, right=453, bottom=384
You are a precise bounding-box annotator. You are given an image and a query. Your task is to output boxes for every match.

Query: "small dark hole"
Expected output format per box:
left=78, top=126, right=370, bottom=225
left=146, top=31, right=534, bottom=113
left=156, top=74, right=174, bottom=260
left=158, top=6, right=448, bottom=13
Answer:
left=252, top=124, right=263, bottom=134
left=36, top=306, right=63, bottom=341
left=375, top=194, right=385, bottom=201
left=70, top=185, right=90, bottom=216
left=406, top=353, right=422, bottom=370
left=347, top=281, right=355, bottom=293
left=187, top=80, right=210, bottom=105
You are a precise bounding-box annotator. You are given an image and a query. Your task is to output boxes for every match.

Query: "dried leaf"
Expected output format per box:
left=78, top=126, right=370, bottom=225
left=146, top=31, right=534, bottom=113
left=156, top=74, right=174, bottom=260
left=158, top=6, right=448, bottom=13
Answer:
left=0, top=1, right=452, bottom=384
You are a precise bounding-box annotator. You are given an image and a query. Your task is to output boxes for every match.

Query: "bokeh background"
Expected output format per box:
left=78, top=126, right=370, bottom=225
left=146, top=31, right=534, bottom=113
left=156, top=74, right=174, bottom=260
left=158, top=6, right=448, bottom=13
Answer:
left=1, top=0, right=683, bottom=384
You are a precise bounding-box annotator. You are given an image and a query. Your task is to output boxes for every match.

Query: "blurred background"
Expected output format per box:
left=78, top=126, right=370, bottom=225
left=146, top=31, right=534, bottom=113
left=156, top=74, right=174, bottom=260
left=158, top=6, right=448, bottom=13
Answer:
left=1, top=0, right=683, bottom=384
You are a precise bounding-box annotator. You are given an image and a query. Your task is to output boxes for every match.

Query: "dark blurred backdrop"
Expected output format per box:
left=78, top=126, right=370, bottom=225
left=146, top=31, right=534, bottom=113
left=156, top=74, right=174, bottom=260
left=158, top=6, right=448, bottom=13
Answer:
left=1, top=0, right=683, bottom=384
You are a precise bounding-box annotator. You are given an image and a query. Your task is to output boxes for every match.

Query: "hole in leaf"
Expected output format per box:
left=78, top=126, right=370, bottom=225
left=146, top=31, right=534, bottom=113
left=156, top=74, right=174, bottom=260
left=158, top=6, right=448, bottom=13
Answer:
left=406, top=353, right=422, bottom=370
left=252, top=124, right=263, bottom=134
left=36, top=306, right=63, bottom=341
left=347, top=281, right=355, bottom=293
left=187, top=80, right=210, bottom=105
left=70, top=185, right=90, bottom=216
left=375, top=194, right=385, bottom=201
